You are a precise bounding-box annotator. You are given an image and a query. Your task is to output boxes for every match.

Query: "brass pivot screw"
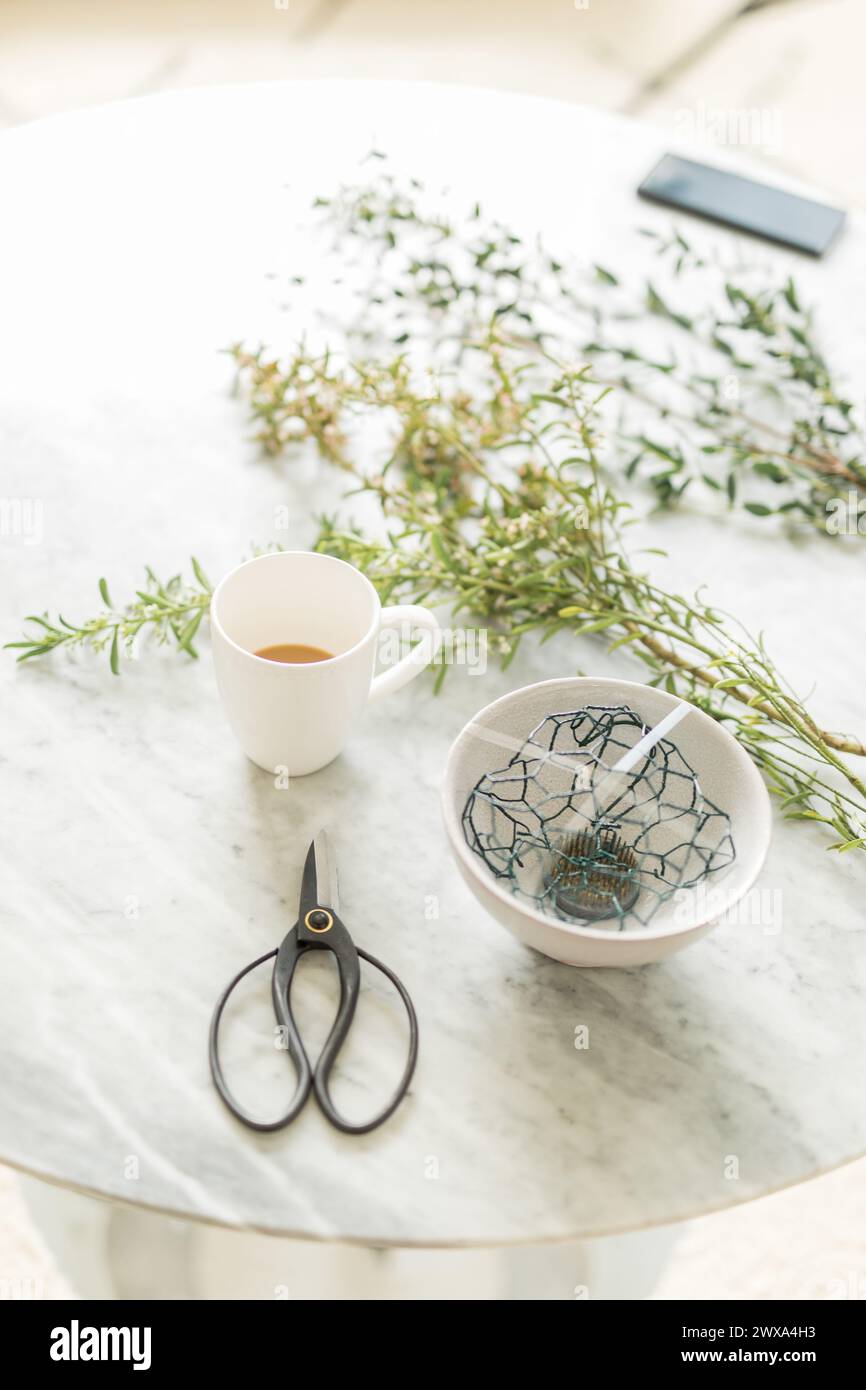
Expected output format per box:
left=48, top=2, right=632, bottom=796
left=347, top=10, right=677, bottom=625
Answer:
left=305, top=909, right=333, bottom=933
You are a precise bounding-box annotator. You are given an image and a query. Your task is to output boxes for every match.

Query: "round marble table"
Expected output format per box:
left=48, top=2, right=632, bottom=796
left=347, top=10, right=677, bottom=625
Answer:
left=1, top=81, right=865, bottom=1248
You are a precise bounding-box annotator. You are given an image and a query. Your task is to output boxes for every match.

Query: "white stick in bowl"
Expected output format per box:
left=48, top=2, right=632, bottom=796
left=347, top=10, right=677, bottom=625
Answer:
left=608, top=701, right=690, bottom=776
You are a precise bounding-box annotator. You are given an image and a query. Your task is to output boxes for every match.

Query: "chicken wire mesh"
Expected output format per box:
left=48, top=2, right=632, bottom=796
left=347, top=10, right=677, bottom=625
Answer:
left=462, top=705, right=736, bottom=930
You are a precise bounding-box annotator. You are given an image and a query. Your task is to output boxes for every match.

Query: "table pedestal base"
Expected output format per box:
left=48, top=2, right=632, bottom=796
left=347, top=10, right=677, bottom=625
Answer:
left=19, top=1174, right=677, bottom=1300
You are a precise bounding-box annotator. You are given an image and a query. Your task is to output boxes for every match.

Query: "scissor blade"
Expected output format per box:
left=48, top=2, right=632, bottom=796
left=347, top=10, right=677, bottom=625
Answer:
left=299, top=831, right=339, bottom=915
left=314, top=830, right=339, bottom=911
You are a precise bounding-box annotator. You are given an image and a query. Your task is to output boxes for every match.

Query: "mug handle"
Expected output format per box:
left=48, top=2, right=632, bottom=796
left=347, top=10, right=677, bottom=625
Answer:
left=368, top=605, right=442, bottom=704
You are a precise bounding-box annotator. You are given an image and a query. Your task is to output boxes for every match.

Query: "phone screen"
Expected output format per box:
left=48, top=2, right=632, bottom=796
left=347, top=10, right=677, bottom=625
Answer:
left=638, top=154, right=846, bottom=256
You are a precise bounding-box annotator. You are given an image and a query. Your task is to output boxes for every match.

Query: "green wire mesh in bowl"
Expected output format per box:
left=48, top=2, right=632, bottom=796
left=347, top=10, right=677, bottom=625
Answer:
left=462, top=705, right=736, bottom=931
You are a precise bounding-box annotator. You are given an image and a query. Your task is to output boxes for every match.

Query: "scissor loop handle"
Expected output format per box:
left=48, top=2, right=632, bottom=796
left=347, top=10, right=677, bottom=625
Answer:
left=312, top=936, right=420, bottom=1135
left=208, top=933, right=313, bottom=1133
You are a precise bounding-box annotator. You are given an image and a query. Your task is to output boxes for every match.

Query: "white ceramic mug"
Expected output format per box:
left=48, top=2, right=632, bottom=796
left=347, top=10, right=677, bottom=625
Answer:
left=210, top=551, right=441, bottom=775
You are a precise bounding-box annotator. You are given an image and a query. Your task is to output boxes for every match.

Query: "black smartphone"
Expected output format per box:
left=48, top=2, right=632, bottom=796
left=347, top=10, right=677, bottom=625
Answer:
left=638, top=153, right=846, bottom=256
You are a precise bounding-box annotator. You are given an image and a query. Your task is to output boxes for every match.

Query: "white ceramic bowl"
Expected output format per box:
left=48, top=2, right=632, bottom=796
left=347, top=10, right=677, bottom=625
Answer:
left=441, top=677, right=772, bottom=967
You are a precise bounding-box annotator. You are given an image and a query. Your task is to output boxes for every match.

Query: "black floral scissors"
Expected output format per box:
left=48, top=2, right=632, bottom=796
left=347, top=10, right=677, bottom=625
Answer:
left=209, top=832, right=419, bottom=1134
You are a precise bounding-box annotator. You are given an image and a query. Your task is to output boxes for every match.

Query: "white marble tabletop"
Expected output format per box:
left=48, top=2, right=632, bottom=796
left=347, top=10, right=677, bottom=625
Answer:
left=1, top=81, right=865, bottom=1246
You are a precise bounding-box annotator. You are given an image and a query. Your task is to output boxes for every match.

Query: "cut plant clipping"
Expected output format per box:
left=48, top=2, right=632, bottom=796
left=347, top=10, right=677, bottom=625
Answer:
left=6, top=560, right=214, bottom=672
left=7, top=165, right=866, bottom=857
left=308, top=167, right=866, bottom=532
